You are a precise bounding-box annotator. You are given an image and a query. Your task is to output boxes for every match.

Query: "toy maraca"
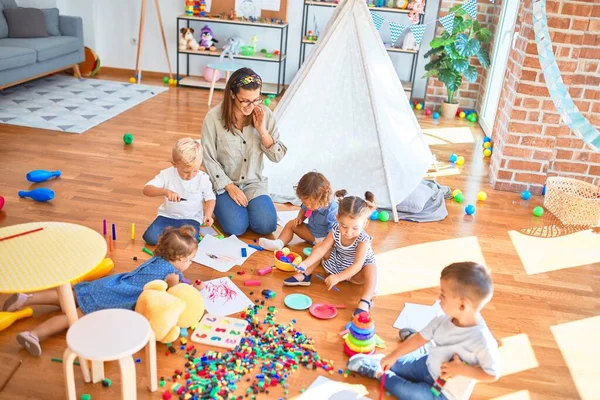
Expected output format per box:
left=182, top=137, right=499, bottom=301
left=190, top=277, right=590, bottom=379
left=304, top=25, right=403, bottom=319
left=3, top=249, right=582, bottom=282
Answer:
left=0, top=307, right=33, bottom=332
left=18, top=188, right=55, bottom=202
left=26, top=169, right=61, bottom=183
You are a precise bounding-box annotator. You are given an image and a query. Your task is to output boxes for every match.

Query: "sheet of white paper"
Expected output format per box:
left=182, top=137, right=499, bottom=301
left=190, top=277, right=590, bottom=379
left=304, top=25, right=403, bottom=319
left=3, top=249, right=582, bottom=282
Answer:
left=277, top=210, right=300, bottom=227
left=192, top=235, right=256, bottom=272
left=298, top=376, right=371, bottom=400
left=200, top=277, right=253, bottom=316
left=393, top=301, right=443, bottom=331
left=262, top=0, right=280, bottom=11
left=205, top=0, right=212, bottom=12
left=199, top=225, right=220, bottom=238
left=235, top=0, right=261, bottom=18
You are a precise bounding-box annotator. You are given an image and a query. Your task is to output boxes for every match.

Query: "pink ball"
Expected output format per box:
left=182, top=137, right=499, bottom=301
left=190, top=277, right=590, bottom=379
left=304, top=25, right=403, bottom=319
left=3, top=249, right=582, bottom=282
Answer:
left=203, top=67, right=222, bottom=82
left=0, top=195, right=4, bottom=211
left=425, top=109, right=432, bottom=116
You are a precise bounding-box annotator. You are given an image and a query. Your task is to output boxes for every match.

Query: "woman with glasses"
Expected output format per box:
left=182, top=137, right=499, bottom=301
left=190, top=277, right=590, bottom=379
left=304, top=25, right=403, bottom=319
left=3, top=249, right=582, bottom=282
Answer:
left=201, top=67, right=287, bottom=236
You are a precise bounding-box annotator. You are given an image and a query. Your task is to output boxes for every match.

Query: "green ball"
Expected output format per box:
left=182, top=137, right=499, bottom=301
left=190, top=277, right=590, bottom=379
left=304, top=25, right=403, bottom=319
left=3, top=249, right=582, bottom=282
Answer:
left=264, top=98, right=271, bottom=106
left=163, top=76, right=169, bottom=84
left=378, top=210, right=390, bottom=222
left=533, top=206, right=544, bottom=217
left=454, top=193, right=465, bottom=203
left=123, top=133, right=134, bottom=144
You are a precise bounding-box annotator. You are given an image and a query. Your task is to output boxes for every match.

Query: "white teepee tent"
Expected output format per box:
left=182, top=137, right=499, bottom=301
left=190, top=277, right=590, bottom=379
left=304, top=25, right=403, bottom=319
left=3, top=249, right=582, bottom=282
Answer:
left=264, top=0, right=433, bottom=221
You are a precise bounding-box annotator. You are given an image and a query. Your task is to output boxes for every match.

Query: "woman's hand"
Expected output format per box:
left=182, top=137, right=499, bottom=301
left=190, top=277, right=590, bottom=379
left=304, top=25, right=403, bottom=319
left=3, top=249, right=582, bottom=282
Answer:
left=252, top=106, right=267, bottom=134
left=203, top=215, right=214, bottom=227
left=324, top=274, right=341, bottom=290
left=164, top=189, right=181, bottom=202
left=225, top=184, right=248, bottom=207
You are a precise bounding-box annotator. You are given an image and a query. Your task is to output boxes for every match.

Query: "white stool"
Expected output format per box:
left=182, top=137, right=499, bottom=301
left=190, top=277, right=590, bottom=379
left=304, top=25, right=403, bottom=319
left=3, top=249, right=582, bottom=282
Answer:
left=63, top=309, right=157, bottom=399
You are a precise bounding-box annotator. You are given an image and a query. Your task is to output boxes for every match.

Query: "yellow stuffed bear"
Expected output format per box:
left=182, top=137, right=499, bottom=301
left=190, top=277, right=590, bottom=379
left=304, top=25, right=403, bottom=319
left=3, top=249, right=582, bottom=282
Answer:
left=135, top=280, right=205, bottom=343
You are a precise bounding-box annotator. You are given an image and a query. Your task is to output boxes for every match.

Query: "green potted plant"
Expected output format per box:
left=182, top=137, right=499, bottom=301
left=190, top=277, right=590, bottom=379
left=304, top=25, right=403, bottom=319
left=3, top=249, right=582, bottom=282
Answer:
left=423, top=5, right=492, bottom=118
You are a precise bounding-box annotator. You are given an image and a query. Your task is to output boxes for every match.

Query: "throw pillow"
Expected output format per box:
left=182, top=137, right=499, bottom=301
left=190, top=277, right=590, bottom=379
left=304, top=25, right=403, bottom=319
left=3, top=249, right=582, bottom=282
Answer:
left=42, top=8, right=60, bottom=36
left=3, top=7, right=48, bottom=38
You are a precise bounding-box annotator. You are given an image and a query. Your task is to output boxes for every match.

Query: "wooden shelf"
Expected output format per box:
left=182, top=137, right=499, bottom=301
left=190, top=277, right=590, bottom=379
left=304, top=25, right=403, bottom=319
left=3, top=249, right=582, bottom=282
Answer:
left=178, top=48, right=286, bottom=63
left=305, top=1, right=410, bottom=13
left=301, top=38, right=418, bottom=54
left=178, top=14, right=288, bottom=28
left=178, top=76, right=284, bottom=95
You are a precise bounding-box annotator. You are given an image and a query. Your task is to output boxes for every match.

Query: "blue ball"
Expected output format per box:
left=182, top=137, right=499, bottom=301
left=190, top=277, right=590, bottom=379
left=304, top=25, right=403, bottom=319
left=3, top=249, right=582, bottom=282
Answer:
left=370, top=210, right=379, bottom=220
left=483, top=136, right=491, bottom=143
left=465, top=204, right=476, bottom=215
left=449, top=154, right=458, bottom=163
left=521, top=190, right=532, bottom=200
left=432, top=112, right=440, bottom=119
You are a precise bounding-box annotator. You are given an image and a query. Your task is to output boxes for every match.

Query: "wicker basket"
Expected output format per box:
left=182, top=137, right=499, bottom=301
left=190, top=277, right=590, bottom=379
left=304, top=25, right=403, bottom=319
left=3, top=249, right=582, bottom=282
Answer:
left=543, top=177, right=600, bottom=226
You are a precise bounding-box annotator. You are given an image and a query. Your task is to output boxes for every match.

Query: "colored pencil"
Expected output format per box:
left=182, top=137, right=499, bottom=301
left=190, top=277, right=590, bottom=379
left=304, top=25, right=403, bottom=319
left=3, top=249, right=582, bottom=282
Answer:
left=103, top=219, right=106, bottom=235
left=315, top=273, right=340, bottom=291
left=112, top=223, right=116, bottom=240
left=248, top=244, right=263, bottom=251
left=142, top=247, right=154, bottom=256
left=109, top=236, right=112, bottom=252
left=131, top=223, right=135, bottom=240
left=0, top=227, right=44, bottom=242
left=206, top=253, right=235, bottom=262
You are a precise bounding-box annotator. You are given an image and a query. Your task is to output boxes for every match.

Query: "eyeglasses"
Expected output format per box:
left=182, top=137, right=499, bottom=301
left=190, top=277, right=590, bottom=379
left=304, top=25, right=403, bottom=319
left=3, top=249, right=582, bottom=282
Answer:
left=235, top=95, right=264, bottom=107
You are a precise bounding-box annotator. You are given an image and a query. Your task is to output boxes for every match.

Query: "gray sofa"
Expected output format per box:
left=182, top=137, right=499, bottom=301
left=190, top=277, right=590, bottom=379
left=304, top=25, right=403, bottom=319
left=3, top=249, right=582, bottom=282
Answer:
left=0, top=0, right=84, bottom=89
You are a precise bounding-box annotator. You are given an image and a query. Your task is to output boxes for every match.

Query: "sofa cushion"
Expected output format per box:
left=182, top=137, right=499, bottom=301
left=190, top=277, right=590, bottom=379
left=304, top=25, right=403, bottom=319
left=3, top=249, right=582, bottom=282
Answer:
left=0, top=1, right=17, bottom=39
left=0, top=0, right=18, bottom=7
left=0, top=46, right=36, bottom=71
left=0, top=36, right=80, bottom=61
left=3, top=8, right=49, bottom=38
left=42, top=8, right=61, bottom=36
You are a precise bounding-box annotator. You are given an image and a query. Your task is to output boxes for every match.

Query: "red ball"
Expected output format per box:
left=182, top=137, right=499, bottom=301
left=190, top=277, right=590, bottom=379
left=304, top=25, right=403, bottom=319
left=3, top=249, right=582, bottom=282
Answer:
left=0, top=195, right=4, bottom=211
left=425, top=109, right=432, bottom=116
left=456, top=109, right=462, bottom=116
left=275, top=250, right=284, bottom=260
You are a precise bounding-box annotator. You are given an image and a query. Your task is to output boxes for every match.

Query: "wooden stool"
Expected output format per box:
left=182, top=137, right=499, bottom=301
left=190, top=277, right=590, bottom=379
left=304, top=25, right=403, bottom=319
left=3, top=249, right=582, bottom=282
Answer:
left=207, top=61, right=243, bottom=106
left=63, top=309, right=157, bottom=399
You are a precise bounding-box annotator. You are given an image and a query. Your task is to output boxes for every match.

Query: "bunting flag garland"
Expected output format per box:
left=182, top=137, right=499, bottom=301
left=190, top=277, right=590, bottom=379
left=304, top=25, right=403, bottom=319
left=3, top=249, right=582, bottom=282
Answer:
left=439, top=13, right=455, bottom=35
left=410, top=24, right=427, bottom=45
left=389, top=22, right=407, bottom=45
left=370, top=11, right=386, bottom=30
left=462, top=0, right=478, bottom=19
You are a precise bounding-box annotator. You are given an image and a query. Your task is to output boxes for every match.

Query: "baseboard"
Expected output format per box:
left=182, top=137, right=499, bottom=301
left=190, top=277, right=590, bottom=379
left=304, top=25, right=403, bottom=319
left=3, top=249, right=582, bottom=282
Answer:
left=98, top=67, right=171, bottom=80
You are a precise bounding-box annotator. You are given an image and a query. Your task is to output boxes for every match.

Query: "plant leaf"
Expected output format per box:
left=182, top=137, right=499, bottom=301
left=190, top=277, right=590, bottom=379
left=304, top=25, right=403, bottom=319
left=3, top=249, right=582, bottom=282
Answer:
left=439, top=70, right=458, bottom=90
left=423, top=69, right=439, bottom=78
left=477, top=49, right=491, bottom=69
left=464, top=66, right=478, bottom=82
left=425, top=57, right=443, bottom=71
left=452, top=59, right=470, bottom=73
left=430, top=38, right=446, bottom=49
left=473, top=20, right=481, bottom=32
left=455, top=34, right=481, bottom=57
left=424, top=46, right=444, bottom=58
left=477, top=28, right=493, bottom=43
left=445, top=44, right=461, bottom=60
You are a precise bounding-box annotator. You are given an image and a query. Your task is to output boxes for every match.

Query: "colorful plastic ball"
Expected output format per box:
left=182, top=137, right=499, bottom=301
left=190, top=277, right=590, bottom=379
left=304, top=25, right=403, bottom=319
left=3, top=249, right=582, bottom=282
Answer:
left=129, top=77, right=136, bottom=83
left=415, top=103, right=423, bottom=110
left=483, top=149, right=492, bottom=157
left=163, top=76, right=169, bottom=84
left=533, top=206, right=544, bottom=217
left=452, top=189, right=462, bottom=197
left=410, top=102, right=414, bottom=109
left=464, top=109, right=472, bottom=116
left=483, top=142, right=492, bottom=149
left=456, top=156, right=465, bottom=165
left=264, top=98, right=272, bottom=106
left=203, top=66, right=222, bottom=82
left=275, top=250, right=284, bottom=260
left=459, top=111, right=466, bottom=119
left=280, top=256, right=290, bottom=263
left=378, top=210, right=390, bottom=222
left=123, top=133, right=134, bottom=144
left=282, top=247, right=290, bottom=256
left=521, top=190, right=532, bottom=200
left=425, top=109, right=432, bottom=116
left=465, top=204, right=476, bottom=215
left=454, top=193, right=465, bottom=203
left=477, top=191, right=487, bottom=201
left=369, top=210, right=379, bottom=220
left=483, top=136, right=491, bottom=143
left=456, top=109, right=462, bottom=116
left=0, top=195, right=4, bottom=211
left=450, top=154, right=458, bottom=163
left=293, top=256, right=303, bottom=264
left=169, top=79, right=177, bottom=85
left=432, top=112, right=440, bottom=119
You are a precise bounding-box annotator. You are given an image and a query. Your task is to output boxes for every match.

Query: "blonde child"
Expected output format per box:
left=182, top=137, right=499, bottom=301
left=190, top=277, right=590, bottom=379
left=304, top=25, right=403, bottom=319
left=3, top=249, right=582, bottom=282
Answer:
left=3, top=226, right=200, bottom=357
left=287, top=190, right=377, bottom=315
left=259, top=171, right=338, bottom=251
left=143, top=138, right=216, bottom=245
left=347, top=262, right=499, bottom=400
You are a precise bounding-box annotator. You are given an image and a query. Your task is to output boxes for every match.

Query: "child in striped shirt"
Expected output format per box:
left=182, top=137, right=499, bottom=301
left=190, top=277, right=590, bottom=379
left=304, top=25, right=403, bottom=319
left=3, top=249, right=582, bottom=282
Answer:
left=290, top=190, right=378, bottom=315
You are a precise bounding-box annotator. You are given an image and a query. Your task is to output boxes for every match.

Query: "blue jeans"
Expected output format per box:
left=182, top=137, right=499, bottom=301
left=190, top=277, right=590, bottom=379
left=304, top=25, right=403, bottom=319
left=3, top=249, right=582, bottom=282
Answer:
left=381, top=352, right=447, bottom=400
left=214, top=193, right=277, bottom=236
left=142, top=216, right=201, bottom=245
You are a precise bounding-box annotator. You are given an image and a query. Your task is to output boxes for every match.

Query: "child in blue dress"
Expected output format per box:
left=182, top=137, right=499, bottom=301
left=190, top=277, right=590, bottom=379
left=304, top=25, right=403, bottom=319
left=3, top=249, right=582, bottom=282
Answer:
left=289, top=190, right=378, bottom=315
left=3, top=225, right=199, bottom=357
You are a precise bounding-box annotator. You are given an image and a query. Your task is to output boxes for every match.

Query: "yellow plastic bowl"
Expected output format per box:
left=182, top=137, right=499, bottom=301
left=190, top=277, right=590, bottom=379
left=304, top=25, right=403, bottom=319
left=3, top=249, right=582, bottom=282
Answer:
left=274, top=251, right=302, bottom=272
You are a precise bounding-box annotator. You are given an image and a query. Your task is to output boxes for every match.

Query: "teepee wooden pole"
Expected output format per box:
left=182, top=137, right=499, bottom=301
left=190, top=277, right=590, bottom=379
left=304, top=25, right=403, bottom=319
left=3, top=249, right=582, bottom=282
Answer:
left=134, top=0, right=147, bottom=83
left=153, top=0, right=173, bottom=79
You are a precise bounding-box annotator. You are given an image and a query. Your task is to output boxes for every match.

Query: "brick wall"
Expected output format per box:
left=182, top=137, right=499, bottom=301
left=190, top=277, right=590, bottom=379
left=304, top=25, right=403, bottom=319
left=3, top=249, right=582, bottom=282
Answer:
left=424, top=1, right=500, bottom=109
left=489, top=0, right=600, bottom=194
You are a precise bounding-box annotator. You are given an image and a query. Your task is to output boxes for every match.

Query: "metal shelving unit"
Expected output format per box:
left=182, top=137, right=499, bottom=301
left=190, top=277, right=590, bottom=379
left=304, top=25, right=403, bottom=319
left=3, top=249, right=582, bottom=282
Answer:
left=298, top=1, right=426, bottom=99
left=176, top=15, right=289, bottom=95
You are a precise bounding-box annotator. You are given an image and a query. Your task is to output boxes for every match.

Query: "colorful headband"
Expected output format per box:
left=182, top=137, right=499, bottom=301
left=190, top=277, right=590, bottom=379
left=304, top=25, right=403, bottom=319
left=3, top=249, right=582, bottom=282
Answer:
left=233, top=74, right=262, bottom=88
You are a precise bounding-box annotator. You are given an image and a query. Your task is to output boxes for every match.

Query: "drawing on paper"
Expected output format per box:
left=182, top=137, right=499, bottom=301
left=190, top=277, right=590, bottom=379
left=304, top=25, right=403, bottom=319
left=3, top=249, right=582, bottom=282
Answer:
left=204, top=278, right=238, bottom=304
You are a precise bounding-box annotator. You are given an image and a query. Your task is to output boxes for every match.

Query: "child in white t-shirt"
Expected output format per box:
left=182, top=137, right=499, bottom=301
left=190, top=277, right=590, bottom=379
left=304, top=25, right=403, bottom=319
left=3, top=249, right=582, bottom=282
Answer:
left=142, top=138, right=216, bottom=245
left=347, top=262, right=499, bottom=400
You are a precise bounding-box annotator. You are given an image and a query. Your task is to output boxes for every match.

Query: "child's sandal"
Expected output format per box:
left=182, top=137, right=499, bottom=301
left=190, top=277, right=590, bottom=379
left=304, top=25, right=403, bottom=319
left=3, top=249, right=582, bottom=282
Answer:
left=283, top=273, right=312, bottom=287
left=353, top=298, right=372, bottom=316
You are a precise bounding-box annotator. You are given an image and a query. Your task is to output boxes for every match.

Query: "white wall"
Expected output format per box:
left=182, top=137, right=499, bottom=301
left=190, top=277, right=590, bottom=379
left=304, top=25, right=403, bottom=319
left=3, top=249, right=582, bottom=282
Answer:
left=51, top=0, right=438, bottom=99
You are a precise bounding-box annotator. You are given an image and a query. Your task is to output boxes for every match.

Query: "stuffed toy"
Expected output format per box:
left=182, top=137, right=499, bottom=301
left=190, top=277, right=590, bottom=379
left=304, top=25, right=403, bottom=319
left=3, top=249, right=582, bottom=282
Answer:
left=221, top=36, right=244, bottom=61
left=179, top=27, right=200, bottom=51
left=199, top=25, right=218, bottom=51
left=135, top=280, right=205, bottom=343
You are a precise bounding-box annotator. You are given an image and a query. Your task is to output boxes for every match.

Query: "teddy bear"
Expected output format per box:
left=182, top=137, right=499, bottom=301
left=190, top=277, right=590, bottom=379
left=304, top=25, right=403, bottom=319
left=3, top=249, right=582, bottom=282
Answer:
left=199, top=25, right=218, bottom=51
left=135, top=280, right=205, bottom=343
left=179, top=27, right=200, bottom=51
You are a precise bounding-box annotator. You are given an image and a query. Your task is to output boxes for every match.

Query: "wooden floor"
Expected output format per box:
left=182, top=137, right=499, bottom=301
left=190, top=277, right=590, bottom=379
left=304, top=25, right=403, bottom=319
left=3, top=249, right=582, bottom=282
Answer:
left=0, top=70, right=597, bottom=400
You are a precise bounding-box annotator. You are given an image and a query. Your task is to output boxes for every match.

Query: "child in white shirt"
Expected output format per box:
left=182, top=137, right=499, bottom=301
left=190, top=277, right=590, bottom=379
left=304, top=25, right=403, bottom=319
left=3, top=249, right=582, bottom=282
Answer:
left=142, top=138, right=216, bottom=245
left=347, top=262, right=499, bottom=400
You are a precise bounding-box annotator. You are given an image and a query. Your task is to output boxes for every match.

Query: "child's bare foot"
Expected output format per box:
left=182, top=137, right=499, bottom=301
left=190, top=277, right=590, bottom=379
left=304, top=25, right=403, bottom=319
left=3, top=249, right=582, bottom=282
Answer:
left=2, top=293, right=31, bottom=312
left=17, top=331, right=41, bottom=357
left=283, top=273, right=312, bottom=286
left=259, top=238, right=284, bottom=251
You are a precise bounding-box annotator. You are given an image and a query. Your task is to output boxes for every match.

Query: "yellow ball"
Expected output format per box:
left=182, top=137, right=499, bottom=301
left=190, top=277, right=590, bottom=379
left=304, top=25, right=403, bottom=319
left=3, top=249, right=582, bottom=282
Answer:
left=282, top=247, right=290, bottom=256
left=483, top=142, right=492, bottom=149
left=415, top=103, right=422, bottom=110
left=293, top=256, right=303, bottom=264
left=452, top=189, right=462, bottom=197
left=477, top=191, right=487, bottom=201
left=129, top=77, right=136, bottom=83
left=456, top=156, right=465, bottom=165
left=459, top=111, right=466, bottom=119
left=483, top=148, right=492, bottom=157
left=169, top=79, right=177, bottom=85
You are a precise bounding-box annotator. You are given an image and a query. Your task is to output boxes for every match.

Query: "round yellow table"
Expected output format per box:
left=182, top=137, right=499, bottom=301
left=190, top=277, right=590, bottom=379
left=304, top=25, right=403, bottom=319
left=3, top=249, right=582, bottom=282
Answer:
left=0, top=221, right=107, bottom=382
